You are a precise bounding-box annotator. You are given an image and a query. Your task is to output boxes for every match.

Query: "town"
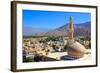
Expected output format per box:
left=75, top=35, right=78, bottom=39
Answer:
left=23, top=36, right=90, bottom=62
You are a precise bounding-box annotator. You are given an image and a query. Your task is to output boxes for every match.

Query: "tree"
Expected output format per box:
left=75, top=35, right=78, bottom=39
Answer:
left=23, top=57, right=33, bottom=62
left=64, top=44, right=68, bottom=51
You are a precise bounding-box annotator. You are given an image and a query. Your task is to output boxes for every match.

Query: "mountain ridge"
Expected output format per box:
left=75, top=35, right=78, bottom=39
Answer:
left=44, top=21, right=90, bottom=37
left=23, top=21, right=91, bottom=37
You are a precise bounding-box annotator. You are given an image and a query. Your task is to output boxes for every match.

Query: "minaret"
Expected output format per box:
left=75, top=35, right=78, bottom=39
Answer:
left=68, top=16, right=74, bottom=40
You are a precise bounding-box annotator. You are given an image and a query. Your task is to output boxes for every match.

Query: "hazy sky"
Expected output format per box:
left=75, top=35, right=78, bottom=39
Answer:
left=23, top=10, right=91, bottom=29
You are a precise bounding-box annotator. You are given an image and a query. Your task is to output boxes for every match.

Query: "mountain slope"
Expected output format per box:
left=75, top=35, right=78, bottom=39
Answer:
left=23, top=21, right=91, bottom=37
left=45, top=21, right=91, bottom=37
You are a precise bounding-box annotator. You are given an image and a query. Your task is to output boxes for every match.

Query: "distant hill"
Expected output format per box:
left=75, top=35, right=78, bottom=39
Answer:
left=45, top=21, right=91, bottom=37
left=23, top=21, right=91, bottom=37
left=74, top=22, right=91, bottom=37
left=23, top=27, right=50, bottom=36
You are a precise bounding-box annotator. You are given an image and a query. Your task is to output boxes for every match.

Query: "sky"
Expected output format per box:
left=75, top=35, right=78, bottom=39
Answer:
left=23, top=10, right=91, bottom=30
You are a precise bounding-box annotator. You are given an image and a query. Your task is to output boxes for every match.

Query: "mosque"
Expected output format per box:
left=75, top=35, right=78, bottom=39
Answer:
left=67, top=16, right=87, bottom=58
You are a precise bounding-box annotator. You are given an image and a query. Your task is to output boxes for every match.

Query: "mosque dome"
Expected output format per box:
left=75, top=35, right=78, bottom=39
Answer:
left=67, top=41, right=87, bottom=58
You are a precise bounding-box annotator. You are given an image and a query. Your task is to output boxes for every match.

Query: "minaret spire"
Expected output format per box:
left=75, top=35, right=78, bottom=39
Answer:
left=68, top=16, right=74, bottom=40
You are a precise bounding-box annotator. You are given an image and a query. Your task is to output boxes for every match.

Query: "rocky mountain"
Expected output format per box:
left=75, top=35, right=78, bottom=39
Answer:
left=44, top=21, right=91, bottom=37
left=24, top=21, right=91, bottom=37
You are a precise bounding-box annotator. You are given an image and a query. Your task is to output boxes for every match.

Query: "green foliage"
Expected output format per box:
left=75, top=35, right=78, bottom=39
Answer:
left=23, top=57, right=33, bottom=62
left=23, top=36, right=43, bottom=38
left=80, top=36, right=90, bottom=41
left=64, top=44, right=68, bottom=49
left=45, top=36, right=59, bottom=41
left=85, top=36, right=91, bottom=41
